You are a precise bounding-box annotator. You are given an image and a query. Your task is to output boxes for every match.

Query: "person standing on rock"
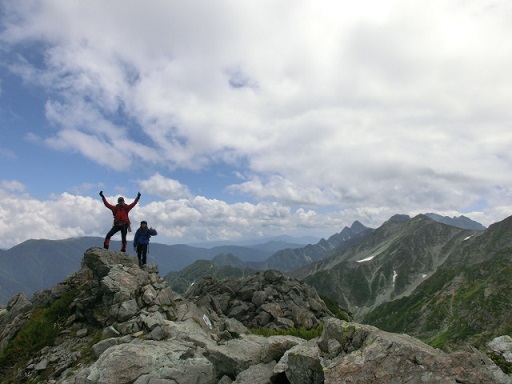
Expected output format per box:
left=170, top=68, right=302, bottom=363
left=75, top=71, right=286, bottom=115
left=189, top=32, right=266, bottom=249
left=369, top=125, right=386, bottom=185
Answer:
left=133, top=220, right=158, bottom=267
left=100, top=191, right=141, bottom=252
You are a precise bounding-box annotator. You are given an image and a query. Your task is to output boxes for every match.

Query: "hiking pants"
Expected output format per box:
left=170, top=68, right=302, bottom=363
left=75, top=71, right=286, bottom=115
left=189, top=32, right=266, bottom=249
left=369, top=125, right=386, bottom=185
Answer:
left=104, top=224, right=128, bottom=251
left=136, top=244, right=148, bottom=266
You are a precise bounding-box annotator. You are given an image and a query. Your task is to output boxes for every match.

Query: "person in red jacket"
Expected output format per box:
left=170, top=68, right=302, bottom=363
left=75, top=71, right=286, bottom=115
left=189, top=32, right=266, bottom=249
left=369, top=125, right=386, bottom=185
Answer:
left=100, top=191, right=141, bottom=252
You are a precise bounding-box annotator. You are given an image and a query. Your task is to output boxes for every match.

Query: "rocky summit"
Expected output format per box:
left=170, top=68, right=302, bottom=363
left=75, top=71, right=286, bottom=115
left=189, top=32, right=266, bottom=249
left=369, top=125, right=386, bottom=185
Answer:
left=185, top=269, right=335, bottom=331
left=0, top=247, right=510, bottom=383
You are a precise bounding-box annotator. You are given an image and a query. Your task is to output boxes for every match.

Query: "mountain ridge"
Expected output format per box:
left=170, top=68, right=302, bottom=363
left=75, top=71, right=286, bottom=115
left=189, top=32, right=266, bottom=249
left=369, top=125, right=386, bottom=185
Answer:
left=297, top=215, right=480, bottom=317
left=1, top=248, right=508, bottom=383
left=0, top=212, right=487, bottom=306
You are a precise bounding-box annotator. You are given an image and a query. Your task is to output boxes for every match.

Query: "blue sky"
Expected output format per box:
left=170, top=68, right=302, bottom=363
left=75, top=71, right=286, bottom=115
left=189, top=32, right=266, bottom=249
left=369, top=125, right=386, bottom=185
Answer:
left=1, top=0, right=512, bottom=249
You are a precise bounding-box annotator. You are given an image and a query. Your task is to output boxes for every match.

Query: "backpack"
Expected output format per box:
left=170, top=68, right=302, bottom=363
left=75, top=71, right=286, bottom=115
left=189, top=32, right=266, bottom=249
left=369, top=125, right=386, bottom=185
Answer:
left=113, top=204, right=130, bottom=227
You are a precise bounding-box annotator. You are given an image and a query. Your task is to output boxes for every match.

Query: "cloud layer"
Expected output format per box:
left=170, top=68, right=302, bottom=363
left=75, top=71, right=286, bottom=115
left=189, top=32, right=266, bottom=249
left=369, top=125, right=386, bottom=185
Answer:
left=1, top=0, right=512, bottom=248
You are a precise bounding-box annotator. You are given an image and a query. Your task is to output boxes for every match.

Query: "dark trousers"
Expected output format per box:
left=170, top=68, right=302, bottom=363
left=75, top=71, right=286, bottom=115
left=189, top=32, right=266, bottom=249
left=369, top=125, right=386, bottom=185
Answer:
left=136, top=244, right=148, bottom=266
left=104, top=224, right=128, bottom=251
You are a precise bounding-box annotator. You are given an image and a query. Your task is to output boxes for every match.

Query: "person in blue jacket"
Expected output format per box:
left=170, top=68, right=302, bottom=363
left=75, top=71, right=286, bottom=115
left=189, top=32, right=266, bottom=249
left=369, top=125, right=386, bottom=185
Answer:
left=133, top=220, right=157, bottom=267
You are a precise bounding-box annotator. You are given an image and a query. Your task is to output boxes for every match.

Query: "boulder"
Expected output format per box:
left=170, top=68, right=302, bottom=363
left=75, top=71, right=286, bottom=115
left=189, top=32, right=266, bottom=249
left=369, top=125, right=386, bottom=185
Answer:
left=0, top=248, right=510, bottom=384
left=186, top=270, right=333, bottom=330
left=488, top=335, right=512, bottom=364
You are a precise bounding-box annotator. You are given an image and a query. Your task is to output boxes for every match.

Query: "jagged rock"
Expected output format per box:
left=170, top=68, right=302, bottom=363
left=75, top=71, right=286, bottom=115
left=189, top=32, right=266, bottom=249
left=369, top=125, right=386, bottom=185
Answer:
left=231, top=361, right=276, bottom=384
left=92, top=337, right=121, bottom=358
left=315, top=318, right=511, bottom=384
left=280, top=341, right=324, bottom=384
left=76, top=341, right=216, bottom=384
left=0, top=292, right=33, bottom=350
left=0, top=247, right=510, bottom=384
left=186, top=269, right=333, bottom=330
left=488, top=336, right=512, bottom=363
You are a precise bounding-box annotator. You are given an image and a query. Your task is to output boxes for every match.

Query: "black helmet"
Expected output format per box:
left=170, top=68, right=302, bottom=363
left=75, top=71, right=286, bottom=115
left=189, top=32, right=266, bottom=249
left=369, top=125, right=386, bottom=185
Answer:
left=141, top=221, right=147, bottom=225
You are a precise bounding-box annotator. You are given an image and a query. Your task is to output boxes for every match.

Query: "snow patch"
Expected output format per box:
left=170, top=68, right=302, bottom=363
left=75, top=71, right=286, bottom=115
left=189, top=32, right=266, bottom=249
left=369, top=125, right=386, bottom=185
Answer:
left=393, top=270, right=398, bottom=284
left=463, top=235, right=473, bottom=241
left=356, top=255, right=376, bottom=263
left=422, top=274, right=427, bottom=278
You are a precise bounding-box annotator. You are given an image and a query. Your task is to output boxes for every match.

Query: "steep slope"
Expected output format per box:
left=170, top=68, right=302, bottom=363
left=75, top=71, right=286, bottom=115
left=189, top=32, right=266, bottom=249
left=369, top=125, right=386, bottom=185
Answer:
left=297, top=215, right=478, bottom=318
left=0, top=237, right=292, bottom=305
left=1, top=248, right=508, bottom=384
left=260, top=220, right=372, bottom=271
left=425, top=213, right=487, bottom=230
left=0, top=238, right=94, bottom=304
left=363, top=215, right=512, bottom=351
left=165, top=254, right=259, bottom=294
left=164, top=221, right=374, bottom=291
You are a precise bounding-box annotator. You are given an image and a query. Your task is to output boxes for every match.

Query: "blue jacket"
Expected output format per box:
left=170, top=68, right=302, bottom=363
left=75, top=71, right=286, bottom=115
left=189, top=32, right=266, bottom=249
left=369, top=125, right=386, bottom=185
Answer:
left=134, top=227, right=157, bottom=247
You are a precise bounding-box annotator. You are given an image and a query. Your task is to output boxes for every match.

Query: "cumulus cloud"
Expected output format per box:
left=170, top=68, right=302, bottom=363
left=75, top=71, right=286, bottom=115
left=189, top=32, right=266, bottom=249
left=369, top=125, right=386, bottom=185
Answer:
left=138, top=174, right=192, bottom=199
left=0, top=184, right=344, bottom=249
left=1, top=179, right=25, bottom=192
left=0, top=191, right=104, bottom=247
left=1, top=0, right=512, bottom=247
left=227, top=175, right=336, bottom=206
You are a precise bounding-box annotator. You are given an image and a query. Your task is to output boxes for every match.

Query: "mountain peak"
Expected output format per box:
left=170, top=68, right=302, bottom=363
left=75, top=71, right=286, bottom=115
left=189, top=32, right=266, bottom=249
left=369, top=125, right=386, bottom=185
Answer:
left=0, top=247, right=508, bottom=383
left=386, top=214, right=411, bottom=223
left=424, top=212, right=486, bottom=230
left=350, top=220, right=369, bottom=233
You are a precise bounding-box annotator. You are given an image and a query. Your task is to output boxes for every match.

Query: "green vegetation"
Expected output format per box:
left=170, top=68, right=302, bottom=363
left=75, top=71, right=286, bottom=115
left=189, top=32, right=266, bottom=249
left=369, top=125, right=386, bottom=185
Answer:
left=321, top=295, right=351, bottom=322
left=251, top=324, right=323, bottom=340
left=488, top=353, right=512, bottom=375
left=0, top=289, right=77, bottom=380
left=363, top=255, right=512, bottom=351
left=80, top=329, right=105, bottom=364
left=165, top=260, right=258, bottom=294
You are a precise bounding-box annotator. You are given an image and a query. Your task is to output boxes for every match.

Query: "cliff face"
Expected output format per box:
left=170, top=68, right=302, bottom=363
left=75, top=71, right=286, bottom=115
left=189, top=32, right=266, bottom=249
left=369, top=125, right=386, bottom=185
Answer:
left=0, top=247, right=510, bottom=383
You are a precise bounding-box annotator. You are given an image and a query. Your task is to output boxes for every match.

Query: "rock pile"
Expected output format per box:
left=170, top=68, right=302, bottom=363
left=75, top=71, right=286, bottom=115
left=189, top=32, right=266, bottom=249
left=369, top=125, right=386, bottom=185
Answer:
left=0, top=247, right=510, bottom=383
left=185, top=269, right=334, bottom=330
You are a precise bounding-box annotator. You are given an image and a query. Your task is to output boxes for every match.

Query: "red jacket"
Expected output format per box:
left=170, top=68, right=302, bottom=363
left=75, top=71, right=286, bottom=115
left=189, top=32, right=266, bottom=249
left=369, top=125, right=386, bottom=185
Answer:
left=102, top=196, right=140, bottom=226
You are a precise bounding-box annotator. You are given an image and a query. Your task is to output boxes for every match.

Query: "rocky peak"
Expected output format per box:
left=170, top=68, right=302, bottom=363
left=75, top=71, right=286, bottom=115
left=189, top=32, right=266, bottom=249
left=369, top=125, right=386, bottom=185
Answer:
left=185, top=269, right=334, bottom=331
left=0, top=247, right=510, bottom=383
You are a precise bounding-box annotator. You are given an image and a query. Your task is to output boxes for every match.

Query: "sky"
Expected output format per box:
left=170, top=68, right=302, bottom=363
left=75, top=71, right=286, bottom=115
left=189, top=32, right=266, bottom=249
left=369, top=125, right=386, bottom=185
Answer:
left=1, top=0, right=512, bottom=249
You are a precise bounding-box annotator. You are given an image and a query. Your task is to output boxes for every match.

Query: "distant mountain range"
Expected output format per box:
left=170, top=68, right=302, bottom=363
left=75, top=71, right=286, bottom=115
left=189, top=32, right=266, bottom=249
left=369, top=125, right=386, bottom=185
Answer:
left=2, top=210, right=509, bottom=355
left=424, top=212, right=487, bottom=230
left=0, top=235, right=312, bottom=304
left=0, top=213, right=486, bottom=308
left=169, top=212, right=512, bottom=351
left=164, top=214, right=485, bottom=294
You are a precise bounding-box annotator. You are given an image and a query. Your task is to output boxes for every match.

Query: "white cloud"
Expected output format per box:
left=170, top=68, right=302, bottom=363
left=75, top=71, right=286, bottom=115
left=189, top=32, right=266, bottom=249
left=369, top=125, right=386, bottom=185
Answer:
left=0, top=180, right=25, bottom=192
left=227, top=175, right=336, bottom=206
left=1, top=0, right=512, bottom=246
left=0, top=188, right=326, bottom=248
left=138, top=174, right=192, bottom=199
left=0, top=192, right=104, bottom=247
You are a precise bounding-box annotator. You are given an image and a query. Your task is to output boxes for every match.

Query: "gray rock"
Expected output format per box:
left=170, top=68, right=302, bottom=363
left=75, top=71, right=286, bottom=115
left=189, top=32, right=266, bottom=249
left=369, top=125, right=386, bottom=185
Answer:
left=261, top=335, right=305, bottom=363
left=220, top=317, right=248, bottom=338
left=283, top=342, right=324, bottom=384
left=76, top=328, right=88, bottom=338
left=186, top=270, right=333, bottom=331
left=116, top=298, right=139, bottom=321
left=205, top=334, right=267, bottom=377
left=34, top=358, right=49, bottom=371
left=92, top=337, right=120, bottom=358
left=141, top=311, right=166, bottom=331
left=0, top=292, right=33, bottom=350
left=84, top=341, right=215, bottom=384
left=488, top=335, right=512, bottom=363
left=1, top=248, right=510, bottom=384
left=232, top=361, right=276, bottom=384
left=318, top=318, right=512, bottom=384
